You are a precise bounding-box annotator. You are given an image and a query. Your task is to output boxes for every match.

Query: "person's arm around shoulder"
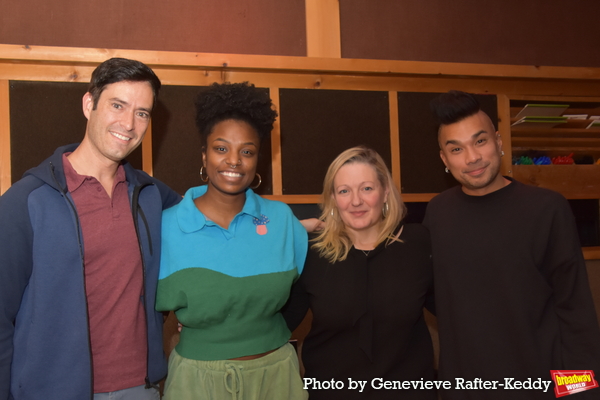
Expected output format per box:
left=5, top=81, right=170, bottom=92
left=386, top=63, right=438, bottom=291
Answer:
left=300, top=218, right=324, bottom=233
left=0, top=184, right=37, bottom=399
left=151, top=177, right=182, bottom=210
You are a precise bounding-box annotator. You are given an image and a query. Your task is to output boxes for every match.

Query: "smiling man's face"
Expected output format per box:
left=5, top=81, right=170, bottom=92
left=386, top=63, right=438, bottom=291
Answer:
left=438, top=110, right=506, bottom=196
left=82, top=80, right=154, bottom=164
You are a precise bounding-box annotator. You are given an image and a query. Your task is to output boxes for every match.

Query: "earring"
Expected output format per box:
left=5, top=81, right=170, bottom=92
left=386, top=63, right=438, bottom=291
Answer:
left=444, top=167, right=449, bottom=174
left=330, top=208, right=337, bottom=219
left=200, top=166, right=208, bottom=182
left=501, top=151, right=505, bottom=157
left=250, top=173, right=262, bottom=190
left=382, top=202, right=389, bottom=218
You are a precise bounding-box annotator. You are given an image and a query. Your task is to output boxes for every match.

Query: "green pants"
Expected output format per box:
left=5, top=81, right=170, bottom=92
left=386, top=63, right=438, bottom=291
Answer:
left=163, top=343, right=308, bottom=400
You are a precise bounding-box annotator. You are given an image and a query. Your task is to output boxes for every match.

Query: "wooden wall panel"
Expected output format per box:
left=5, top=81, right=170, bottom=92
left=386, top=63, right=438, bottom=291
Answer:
left=305, top=0, right=341, bottom=58
left=0, top=0, right=306, bottom=57
left=339, top=0, right=600, bottom=68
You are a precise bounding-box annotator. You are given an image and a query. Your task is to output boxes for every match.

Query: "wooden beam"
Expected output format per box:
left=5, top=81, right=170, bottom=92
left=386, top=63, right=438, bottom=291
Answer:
left=4, top=62, right=600, bottom=100
left=388, top=92, right=401, bottom=191
left=269, top=88, right=283, bottom=195
left=401, top=193, right=439, bottom=202
left=512, top=165, right=600, bottom=198
left=142, top=119, right=154, bottom=176
left=0, top=80, right=10, bottom=195
left=264, top=194, right=320, bottom=204
left=497, top=94, right=513, bottom=176
left=583, top=247, right=600, bottom=260
left=264, top=193, right=439, bottom=204
left=2, top=44, right=600, bottom=81
left=305, top=0, right=341, bottom=58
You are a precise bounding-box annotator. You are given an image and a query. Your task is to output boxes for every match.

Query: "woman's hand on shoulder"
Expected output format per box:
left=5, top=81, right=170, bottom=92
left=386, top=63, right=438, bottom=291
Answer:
left=300, top=218, right=324, bottom=233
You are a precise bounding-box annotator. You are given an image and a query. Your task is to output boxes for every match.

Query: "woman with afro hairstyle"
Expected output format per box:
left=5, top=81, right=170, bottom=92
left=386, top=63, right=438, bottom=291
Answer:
left=156, top=82, right=308, bottom=400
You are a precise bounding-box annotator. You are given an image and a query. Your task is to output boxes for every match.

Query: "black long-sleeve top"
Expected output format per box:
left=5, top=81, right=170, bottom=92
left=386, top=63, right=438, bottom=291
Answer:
left=423, top=179, right=600, bottom=400
left=283, top=224, right=436, bottom=400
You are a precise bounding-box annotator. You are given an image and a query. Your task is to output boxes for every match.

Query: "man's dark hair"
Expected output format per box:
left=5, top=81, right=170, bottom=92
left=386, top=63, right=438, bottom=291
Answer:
left=430, top=90, right=480, bottom=126
left=195, top=82, right=278, bottom=149
left=88, top=57, right=161, bottom=109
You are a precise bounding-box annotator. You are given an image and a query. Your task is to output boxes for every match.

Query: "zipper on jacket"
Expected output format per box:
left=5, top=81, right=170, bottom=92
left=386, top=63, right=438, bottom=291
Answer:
left=50, top=162, right=95, bottom=400
left=131, top=183, right=156, bottom=389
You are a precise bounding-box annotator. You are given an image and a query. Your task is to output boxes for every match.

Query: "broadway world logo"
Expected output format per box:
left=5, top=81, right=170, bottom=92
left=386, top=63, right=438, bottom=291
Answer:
left=550, top=370, right=598, bottom=397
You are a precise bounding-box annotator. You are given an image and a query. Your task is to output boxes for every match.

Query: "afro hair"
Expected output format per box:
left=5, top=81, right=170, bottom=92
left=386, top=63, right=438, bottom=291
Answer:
left=195, top=82, right=278, bottom=148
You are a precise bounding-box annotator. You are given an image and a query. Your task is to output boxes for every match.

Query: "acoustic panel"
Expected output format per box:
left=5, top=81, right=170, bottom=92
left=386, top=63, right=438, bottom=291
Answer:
left=9, top=81, right=142, bottom=182
left=279, top=89, right=391, bottom=195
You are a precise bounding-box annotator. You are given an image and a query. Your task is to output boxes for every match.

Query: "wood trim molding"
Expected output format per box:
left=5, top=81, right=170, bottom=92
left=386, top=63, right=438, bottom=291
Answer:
left=1, top=44, right=600, bottom=81
left=264, top=194, right=321, bottom=204
left=142, top=120, right=154, bottom=176
left=388, top=91, right=401, bottom=190
left=0, top=80, right=10, bottom=195
left=583, top=247, right=600, bottom=261
left=497, top=94, right=513, bottom=176
left=269, top=87, right=283, bottom=195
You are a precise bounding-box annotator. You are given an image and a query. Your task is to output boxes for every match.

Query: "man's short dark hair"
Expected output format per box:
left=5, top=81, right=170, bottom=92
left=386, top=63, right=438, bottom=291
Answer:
left=88, top=58, right=161, bottom=110
left=430, top=90, right=480, bottom=126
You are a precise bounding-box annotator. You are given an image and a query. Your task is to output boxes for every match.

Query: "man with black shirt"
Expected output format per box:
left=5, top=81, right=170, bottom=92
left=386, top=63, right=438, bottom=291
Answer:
left=424, top=90, right=600, bottom=399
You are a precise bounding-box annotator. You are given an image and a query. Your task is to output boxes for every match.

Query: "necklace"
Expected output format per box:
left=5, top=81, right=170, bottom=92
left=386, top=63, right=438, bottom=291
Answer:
left=361, top=250, right=371, bottom=256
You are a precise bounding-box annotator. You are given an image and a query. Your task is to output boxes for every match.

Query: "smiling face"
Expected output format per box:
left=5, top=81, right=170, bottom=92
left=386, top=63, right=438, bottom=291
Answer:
left=333, top=162, right=389, bottom=237
left=438, top=110, right=506, bottom=196
left=202, top=119, right=260, bottom=196
left=82, top=80, right=154, bottom=164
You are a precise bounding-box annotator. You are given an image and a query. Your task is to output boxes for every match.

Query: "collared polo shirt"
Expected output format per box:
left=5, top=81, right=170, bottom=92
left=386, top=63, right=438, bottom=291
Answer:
left=157, top=185, right=307, bottom=360
left=63, top=154, right=146, bottom=392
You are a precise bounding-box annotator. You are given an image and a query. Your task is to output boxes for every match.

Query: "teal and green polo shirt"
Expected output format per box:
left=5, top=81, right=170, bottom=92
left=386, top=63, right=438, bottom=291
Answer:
left=156, top=185, right=308, bottom=360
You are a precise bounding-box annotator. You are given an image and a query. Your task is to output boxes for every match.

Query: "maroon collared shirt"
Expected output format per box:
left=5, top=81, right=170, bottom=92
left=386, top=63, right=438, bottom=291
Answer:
left=63, top=154, right=146, bottom=393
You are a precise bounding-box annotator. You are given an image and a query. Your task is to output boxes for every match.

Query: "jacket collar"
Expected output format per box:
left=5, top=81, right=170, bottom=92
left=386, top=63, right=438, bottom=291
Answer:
left=23, top=143, right=150, bottom=191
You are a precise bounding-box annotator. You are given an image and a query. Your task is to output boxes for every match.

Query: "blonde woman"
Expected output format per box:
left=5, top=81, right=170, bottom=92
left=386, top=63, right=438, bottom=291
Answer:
left=283, top=146, right=436, bottom=400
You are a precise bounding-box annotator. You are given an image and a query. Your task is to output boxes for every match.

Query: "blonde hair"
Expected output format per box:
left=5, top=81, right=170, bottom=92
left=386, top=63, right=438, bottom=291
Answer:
left=312, top=146, right=406, bottom=263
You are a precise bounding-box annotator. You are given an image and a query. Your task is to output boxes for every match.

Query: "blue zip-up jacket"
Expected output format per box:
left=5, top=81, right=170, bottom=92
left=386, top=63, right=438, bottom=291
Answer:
left=0, top=144, right=181, bottom=400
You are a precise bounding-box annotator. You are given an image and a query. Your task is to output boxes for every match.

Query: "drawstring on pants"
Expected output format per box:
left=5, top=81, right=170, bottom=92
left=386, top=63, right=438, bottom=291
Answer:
left=224, top=363, right=244, bottom=400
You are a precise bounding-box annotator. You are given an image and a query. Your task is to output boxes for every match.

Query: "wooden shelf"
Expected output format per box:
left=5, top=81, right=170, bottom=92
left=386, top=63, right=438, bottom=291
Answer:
left=512, top=147, right=600, bottom=154
left=509, top=100, right=600, bottom=171
left=511, top=127, right=600, bottom=137
left=512, top=165, right=600, bottom=198
left=583, top=247, right=600, bottom=260
left=511, top=137, right=600, bottom=150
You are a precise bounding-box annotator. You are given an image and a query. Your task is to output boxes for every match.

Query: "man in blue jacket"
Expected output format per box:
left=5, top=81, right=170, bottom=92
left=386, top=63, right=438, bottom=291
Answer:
left=0, top=58, right=181, bottom=400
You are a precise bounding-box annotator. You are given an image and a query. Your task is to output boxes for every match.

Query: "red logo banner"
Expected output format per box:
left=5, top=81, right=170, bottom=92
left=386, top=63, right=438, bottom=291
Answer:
left=550, top=370, right=599, bottom=397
